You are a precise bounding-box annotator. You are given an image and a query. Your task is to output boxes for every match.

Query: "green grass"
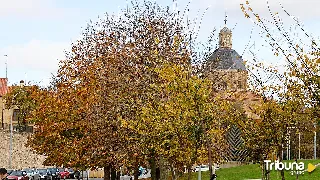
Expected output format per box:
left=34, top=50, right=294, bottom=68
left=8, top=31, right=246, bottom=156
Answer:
left=178, top=160, right=320, bottom=180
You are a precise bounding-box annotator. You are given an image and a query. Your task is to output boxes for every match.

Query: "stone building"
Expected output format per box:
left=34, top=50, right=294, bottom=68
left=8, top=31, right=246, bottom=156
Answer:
left=0, top=78, right=16, bottom=130
left=203, top=24, right=247, bottom=92
left=0, top=78, right=45, bottom=169
left=202, top=19, right=260, bottom=162
left=1, top=79, right=34, bottom=131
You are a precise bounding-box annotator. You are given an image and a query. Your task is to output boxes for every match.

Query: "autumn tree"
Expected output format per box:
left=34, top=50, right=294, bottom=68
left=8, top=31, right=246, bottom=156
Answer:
left=128, top=62, right=230, bottom=180
left=240, top=0, right=320, bottom=124
left=234, top=1, right=320, bottom=179
left=4, top=82, right=39, bottom=132
left=27, top=1, right=225, bottom=180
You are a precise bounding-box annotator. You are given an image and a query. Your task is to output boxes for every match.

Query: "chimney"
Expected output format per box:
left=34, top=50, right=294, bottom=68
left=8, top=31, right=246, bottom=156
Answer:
left=19, top=80, right=24, bottom=87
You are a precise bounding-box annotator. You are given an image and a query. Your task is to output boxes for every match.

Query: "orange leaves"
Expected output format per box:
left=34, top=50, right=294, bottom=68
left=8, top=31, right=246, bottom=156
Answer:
left=25, top=0, right=240, bottom=172
left=255, top=14, right=261, bottom=22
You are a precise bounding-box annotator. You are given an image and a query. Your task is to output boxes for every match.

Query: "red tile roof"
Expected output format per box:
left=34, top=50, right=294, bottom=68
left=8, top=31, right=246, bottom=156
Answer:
left=0, top=78, right=8, bottom=97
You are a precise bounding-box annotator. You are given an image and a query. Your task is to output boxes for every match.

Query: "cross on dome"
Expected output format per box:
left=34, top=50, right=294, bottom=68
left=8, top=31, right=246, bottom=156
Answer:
left=224, top=12, right=227, bottom=26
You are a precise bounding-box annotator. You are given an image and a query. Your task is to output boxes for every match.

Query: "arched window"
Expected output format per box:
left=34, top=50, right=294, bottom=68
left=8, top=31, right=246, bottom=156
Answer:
left=238, top=80, right=242, bottom=89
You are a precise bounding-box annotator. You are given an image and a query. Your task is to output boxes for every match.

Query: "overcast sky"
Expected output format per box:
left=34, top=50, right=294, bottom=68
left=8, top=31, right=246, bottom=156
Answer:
left=0, top=0, right=319, bottom=86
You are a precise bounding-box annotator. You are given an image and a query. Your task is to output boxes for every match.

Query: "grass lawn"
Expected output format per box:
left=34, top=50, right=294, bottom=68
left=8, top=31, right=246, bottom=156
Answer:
left=178, top=160, right=320, bottom=180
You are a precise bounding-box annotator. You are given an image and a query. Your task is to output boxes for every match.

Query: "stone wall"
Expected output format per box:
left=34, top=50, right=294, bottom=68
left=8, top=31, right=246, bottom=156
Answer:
left=0, top=130, right=47, bottom=169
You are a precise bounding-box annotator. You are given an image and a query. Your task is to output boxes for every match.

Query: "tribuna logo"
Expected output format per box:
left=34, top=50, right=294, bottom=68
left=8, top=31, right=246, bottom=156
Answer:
left=264, top=160, right=305, bottom=175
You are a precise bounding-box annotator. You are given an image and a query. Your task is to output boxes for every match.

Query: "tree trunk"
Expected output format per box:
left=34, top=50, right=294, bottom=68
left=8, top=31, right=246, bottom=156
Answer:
left=206, top=135, right=213, bottom=179
left=149, top=152, right=156, bottom=180
left=171, top=165, right=175, bottom=180
left=201, top=119, right=213, bottom=179
left=116, top=171, right=120, bottom=180
left=278, top=146, right=285, bottom=180
left=260, top=156, right=266, bottom=180
left=111, top=166, right=116, bottom=180
left=295, top=158, right=299, bottom=180
left=156, top=167, right=160, bottom=180
left=266, top=164, right=270, bottom=180
left=134, top=165, right=139, bottom=180
left=280, top=170, right=285, bottom=180
left=159, top=156, right=167, bottom=180
left=187, top=166, right=191, bottom=180
left=103, top=165, right=111, bottom=180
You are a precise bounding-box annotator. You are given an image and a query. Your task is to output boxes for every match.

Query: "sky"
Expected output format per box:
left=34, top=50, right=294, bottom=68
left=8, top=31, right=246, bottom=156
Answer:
left=0, top=0, right=320, bottom=86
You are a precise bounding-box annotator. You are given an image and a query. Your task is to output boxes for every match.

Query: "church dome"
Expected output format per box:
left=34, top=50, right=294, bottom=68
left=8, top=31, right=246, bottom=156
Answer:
left=205, top=47, right=246, bottom=71
left=203, top=17, right=246, bottom=71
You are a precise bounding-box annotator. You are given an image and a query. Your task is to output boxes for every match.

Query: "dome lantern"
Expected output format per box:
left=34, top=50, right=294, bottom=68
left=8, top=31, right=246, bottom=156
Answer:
left=219, top=13, right=232, bottom=49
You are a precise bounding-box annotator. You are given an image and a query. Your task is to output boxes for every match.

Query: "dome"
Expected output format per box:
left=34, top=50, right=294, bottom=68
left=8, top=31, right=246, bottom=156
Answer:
left=204, top=47, right=246, bottom=71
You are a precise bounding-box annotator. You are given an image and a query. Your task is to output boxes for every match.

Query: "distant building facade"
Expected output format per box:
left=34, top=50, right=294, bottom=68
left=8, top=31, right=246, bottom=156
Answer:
left=202, top=21, right=260, bottom=162
left=203, top=25, right=247, bottom=92
left=0, top=78, right=32, bottom=131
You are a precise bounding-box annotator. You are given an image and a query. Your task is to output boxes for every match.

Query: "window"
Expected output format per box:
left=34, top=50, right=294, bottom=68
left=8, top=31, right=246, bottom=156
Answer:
left=217, top=82, right=227, bottom=91
left=238, top=80, right=242, bottom=89
left=13, top=109, right=19, bottom=122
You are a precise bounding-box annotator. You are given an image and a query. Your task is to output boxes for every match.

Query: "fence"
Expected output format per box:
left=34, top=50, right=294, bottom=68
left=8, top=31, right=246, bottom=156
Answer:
left=282, top=126, right=320, bottom=160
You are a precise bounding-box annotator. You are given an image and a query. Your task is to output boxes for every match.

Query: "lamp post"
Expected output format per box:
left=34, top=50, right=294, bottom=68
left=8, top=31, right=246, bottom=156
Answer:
left=281, top=144, right=284, bottom=160
left=4, top=55, right=8, bottom=79
left=287, top=126, right=297, bottom=160
left=314, top=123, right=317, bottom=159
left=8, top=92, right=18, bottom=169
left=288, top=130, right=291, bottom=160
left=9, top=110, right=12, bottom=169
left=198, top=165, right=201, bottom=180
left=298, top=132, right=301, bottom=160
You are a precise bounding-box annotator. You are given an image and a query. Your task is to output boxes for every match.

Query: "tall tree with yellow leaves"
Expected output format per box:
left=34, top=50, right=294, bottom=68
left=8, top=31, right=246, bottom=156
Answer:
left=237, top=1, right=320, bottom=179
left=26, top=1, right=223, bottom=180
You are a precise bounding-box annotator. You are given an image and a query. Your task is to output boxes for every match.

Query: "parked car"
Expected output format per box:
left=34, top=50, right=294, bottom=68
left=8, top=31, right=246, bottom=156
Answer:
left=78, top=171, right=88, bottom=179
left=37, top=169, right=50, bottom=180
left=58, top=169, right=69, bottom=179
left=194, top=165, right=210, bottom=172
left=7, top=169, right=14, bottom=175
left=23, top=168, right=40, bottom=180
left=74, top=171, right=80, bottom=180
left=67, top=168, right=74, bottom=179
left=194, top=164, right=220, bottom=172
left=7, top=170, right=29, bottom=180
left=47, top=168, right=60, bottom=180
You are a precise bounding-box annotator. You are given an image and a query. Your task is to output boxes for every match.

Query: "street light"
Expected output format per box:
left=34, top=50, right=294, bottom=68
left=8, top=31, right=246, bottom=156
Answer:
left=4, top=55, right=8, bottom=79
left=298, top=132, right=301, bottom=160
left=8, top=92, right=19, bottom=169
left=198, top=165, right=201, bottom=180
left=287, top=126, right=297, bottom=160
left=314, top=123, right=317, bottom=160
left=3, top=54, right=12, bottom=168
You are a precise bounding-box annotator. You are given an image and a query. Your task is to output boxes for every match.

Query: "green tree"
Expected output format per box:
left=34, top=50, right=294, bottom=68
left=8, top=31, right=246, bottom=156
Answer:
left=4, top=83, right=39, bottom=131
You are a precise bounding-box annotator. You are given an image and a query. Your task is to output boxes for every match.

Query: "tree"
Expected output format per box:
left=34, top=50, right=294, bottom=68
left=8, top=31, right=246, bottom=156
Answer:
left=131, top=62, right=230, bottom=180
left=237, top=1, right=320, bottom=179
left=240, top=0, right=320, bottom=121
left=27, top=1, right=221, bottom=180
left=4, top=83, right=39, bottom=132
